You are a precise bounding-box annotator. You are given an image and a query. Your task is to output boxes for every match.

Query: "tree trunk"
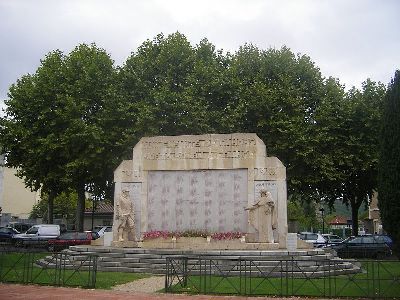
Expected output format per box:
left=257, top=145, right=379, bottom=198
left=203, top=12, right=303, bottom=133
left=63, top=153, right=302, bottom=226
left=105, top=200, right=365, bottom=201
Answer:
left=47, top=190, right=55, bottom=224
left=75, top=182, right=86, bottom=232
left=350, top=197, right=362, bottom=236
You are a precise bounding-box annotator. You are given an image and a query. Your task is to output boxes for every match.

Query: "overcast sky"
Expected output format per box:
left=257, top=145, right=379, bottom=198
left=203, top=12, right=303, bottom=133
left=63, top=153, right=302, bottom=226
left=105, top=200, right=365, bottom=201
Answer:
left=1, top=0, right=399, bottom=109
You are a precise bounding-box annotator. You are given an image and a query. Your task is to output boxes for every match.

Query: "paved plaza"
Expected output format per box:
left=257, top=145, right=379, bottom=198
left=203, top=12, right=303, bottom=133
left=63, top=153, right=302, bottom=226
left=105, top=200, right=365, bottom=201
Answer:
left=0, top=283, right=320, bottom=300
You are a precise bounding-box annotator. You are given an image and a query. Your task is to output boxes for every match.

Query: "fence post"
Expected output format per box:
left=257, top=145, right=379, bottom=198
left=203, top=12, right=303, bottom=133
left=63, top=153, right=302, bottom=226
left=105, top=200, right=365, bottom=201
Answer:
left=89, top=254, right=97, bottom=288
left=371, top=260, right=376, bottom=299
left=165, top=257, right=169, bottom=292
left=183, top=257, right=188, bottom=287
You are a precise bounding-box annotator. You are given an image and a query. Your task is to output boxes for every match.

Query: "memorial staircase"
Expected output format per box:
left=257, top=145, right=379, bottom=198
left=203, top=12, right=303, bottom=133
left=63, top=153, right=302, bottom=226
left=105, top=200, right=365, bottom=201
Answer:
left=37, top=246, right=361, bottom=277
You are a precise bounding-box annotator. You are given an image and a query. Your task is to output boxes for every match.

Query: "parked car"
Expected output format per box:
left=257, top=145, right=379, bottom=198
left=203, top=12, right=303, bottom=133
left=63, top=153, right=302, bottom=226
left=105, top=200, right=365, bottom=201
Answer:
left=47, top=231, right=98, bottom=251
left=322, top=234, right=343, bottom=246
left=329, top=235, right=392, bottom=259
left=93, top=225, right=112, bottom=237
left=374, top=235, right=393, bottom=248
left=7, top=222, right=32, bottom=233
left=12, top=224, right=60, bottom=247
left=298, top=232, right=327, bottom=247
left=0, top=227, right=20, bottom=242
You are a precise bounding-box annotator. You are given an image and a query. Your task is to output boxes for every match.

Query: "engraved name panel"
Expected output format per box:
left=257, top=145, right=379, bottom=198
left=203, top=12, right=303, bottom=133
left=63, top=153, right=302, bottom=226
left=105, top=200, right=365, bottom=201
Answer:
left=147, top=169, right=248, bottom=233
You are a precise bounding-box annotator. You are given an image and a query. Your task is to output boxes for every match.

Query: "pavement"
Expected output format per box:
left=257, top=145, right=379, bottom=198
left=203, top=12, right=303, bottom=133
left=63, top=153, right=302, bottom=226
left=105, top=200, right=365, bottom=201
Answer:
left=0, top=283, right=316, bottom=300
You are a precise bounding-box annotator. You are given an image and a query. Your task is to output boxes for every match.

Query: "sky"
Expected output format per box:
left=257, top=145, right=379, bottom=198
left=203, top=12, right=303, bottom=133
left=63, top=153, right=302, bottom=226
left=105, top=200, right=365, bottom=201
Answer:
left=0, top=0, right=399, bottom=109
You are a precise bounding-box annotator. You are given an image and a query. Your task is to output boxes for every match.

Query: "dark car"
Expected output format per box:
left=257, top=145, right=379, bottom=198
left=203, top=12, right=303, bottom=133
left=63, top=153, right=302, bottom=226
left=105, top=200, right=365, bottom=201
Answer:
left=47, top=231, right=97, bottom=251
left=7, top=222, right=32, bottom=233
left=329, top=235, right=392, bottom=259
left=374, top=235, right=393, bottom=248
left=0, top=227, right=20, bottom=242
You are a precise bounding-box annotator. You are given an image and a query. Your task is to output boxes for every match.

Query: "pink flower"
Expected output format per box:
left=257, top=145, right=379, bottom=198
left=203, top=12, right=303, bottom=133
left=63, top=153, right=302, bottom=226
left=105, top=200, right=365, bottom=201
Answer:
left=142, top=230, right=243, bottom=241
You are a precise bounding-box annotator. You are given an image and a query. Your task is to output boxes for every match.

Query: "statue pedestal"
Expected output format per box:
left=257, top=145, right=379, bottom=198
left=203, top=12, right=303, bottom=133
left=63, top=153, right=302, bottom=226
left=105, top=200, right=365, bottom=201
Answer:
left=112, top=241, right=138, bottom=248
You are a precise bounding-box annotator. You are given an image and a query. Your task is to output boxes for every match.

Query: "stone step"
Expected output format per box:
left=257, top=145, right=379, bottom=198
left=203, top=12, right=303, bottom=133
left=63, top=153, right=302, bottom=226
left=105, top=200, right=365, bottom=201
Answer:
left=125, top=253, right=163, bottom=259
left=98, top=257, right=141, bottom=263
left=39, top=246, right=360, bottom=277
left=139, top=258, right=167, bottom=264
left=41, top=252, right=359, bottom=275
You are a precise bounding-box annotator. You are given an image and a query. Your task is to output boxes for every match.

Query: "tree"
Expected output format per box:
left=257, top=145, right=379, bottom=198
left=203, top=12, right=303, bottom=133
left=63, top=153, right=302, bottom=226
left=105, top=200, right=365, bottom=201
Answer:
left=378, top=70, right=400, bottom=255
left=0, top=50, right=67, bottom=223
left=225, top=45, right=326, bottom=199
left=287, top=199, right=319, bottom=231
left=119, top=33, right=230, bottom=137
left=314, top=79, right=386, bottom=235
left=1, top=44, right=128, bottom=231
left=30, top=191, right=78, bottom=222
left=2, top=33, right=386, bottom=236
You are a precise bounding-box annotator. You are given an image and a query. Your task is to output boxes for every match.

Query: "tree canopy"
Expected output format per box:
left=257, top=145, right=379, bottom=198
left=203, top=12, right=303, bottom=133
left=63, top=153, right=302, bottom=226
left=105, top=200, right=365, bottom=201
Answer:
left=378, top=70, right=400, bottom=255
left=1, top=44, right=132, bottom=231
left=313, top=79, right=386, bottom=234
left=0, top=32, right=387, bottom=234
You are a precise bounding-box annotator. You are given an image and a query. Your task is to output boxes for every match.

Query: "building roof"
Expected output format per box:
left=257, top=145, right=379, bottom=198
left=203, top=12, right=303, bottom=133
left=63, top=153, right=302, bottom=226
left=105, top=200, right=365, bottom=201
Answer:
left=84, top=202, right=114, bottom=215
left=329, top=215, right=348, bottom=225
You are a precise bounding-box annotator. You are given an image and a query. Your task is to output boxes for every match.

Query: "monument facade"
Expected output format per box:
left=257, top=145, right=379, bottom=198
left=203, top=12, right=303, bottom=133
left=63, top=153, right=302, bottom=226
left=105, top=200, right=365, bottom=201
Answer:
left=113, top=133, right=288, bottom=248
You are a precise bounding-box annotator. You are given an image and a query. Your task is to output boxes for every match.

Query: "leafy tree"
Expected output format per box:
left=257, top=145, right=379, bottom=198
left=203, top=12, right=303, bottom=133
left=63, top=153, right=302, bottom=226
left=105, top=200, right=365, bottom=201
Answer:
left=315, top=79, right=386, bottom=235
left=59, top=44, right=120, bottom=230
left=119, top=33, right=231, bottom=137
left=287, top=199, right=319, bottom=231
left=121, top=35, right=385, bottom=236
left=2, top=32, right=386, bottom=237
left=1, top=44, right=128, bottom=231
left=1, top=50, right=67, bottom=223
left=225, top=45, right=326, bottom=199
left=378, top=70, right=400, bottom=255
left=30, top=191, right=78, bottom=221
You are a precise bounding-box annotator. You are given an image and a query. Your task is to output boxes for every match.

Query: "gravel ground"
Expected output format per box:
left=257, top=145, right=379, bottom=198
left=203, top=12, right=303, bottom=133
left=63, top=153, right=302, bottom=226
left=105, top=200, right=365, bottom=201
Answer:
left=112, top=276, right=165, bottom=293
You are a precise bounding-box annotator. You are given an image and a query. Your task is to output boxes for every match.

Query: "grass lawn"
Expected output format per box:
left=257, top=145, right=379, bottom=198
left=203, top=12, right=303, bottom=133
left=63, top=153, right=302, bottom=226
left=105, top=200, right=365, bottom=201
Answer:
left=167, top=261, right=400, bottom=298
left=0, top=252, right=149, bottom=289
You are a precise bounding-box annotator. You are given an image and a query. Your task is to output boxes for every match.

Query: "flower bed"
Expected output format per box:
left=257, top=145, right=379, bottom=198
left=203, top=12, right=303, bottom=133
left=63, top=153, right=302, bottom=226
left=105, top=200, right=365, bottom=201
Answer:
left=140, top=230, right=255, bottom=250
left=142, top=230, right=243, bottom=241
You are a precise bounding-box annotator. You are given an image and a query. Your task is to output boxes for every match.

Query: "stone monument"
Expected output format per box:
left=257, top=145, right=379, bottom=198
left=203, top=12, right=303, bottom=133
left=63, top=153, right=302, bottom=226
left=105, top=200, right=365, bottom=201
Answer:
left=112, top=133, right=288, bottom=248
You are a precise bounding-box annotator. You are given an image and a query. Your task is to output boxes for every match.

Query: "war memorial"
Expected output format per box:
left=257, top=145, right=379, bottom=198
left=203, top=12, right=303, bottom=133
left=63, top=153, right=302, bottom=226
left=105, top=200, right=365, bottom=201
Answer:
left=38, top=133, right=360, bottom=282
left=112, top=133, right=288, bottom=249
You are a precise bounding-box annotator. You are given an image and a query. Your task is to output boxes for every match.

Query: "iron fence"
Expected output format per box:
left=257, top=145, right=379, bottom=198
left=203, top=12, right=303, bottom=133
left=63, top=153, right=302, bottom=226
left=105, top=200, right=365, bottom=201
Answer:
left=165, top=256, right=400, bottom=298
left=0, top=249, right=97, bottom=288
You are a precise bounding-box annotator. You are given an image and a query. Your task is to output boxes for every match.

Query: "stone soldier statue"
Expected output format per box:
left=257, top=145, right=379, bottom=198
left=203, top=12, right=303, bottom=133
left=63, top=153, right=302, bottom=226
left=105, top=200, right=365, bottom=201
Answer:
left=116, top=189, right=136, bottom=242
left=245, top=189, right=277, bottom=243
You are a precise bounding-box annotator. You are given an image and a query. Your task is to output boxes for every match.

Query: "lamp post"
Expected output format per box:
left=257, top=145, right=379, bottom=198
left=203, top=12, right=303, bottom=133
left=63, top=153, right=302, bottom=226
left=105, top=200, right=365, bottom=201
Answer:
left=319, top=207, right=325, bottom=234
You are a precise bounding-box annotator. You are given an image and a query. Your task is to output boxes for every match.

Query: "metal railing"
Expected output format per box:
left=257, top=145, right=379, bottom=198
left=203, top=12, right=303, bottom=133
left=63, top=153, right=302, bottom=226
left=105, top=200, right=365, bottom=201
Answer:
left=165, top=256, right=400, bottom=298
left=0, top=249, right=97, bottom=288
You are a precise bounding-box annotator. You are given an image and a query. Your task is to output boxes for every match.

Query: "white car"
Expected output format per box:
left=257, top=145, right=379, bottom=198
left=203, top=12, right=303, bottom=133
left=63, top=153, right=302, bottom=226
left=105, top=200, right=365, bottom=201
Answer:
left=12, top=224, right=60, bottom=247
left=298, top=232, right=327, bottom=247
left=93, top=226, right=112, bottom=237
left=322, top=234, right=343, bottom=246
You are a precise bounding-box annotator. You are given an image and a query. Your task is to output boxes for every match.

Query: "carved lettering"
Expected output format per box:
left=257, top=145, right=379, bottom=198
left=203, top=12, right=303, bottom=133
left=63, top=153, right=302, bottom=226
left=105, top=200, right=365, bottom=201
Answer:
left=122, top=169, right=133, bottom=180
left=268, top=168, right=277, bottom=177
left=142, top=136, right=256, bottom=160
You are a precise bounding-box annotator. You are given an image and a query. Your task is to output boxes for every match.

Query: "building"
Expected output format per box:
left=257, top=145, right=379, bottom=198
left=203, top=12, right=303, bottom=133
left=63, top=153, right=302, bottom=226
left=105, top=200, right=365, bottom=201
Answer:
left=328, top=215, right=351, bottom=238
left=0, top=160, right=40, bottom=225
left=83, top=202, right=113, bottom=231
left=366, top=192, right=382, bottom=234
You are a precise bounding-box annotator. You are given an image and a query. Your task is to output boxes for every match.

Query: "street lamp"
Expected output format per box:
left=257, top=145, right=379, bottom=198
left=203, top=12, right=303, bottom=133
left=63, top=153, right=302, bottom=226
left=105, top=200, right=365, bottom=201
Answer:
left=319, top=207, right=325, bottom=234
